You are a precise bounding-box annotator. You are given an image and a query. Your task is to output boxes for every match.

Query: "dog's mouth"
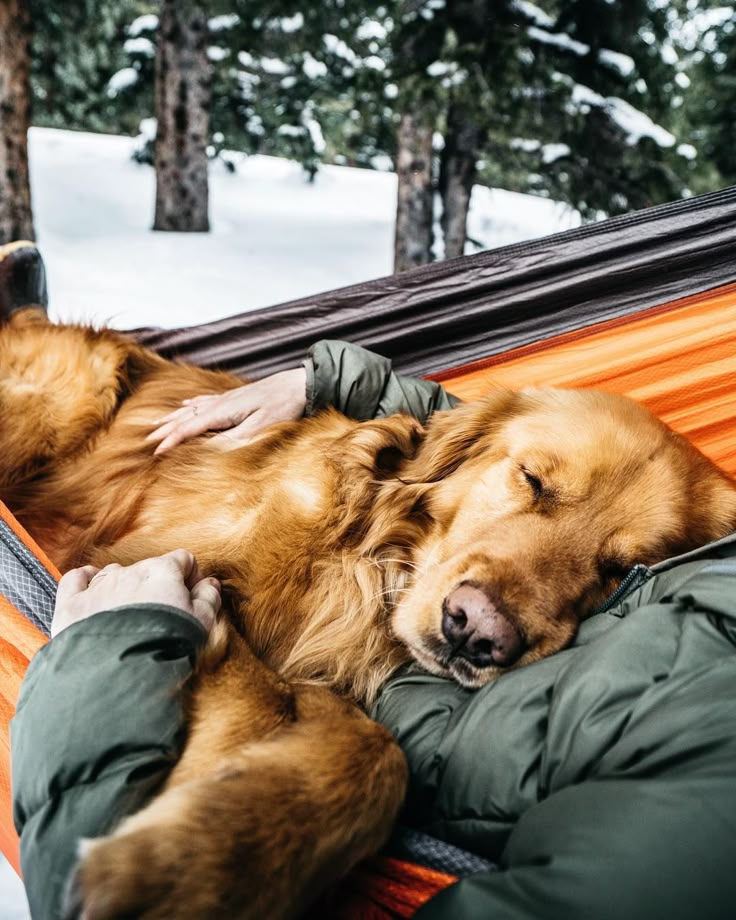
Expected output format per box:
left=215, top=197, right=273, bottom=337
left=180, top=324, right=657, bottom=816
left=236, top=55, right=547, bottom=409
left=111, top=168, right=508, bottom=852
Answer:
left=413, top=633, right=521, bottom=688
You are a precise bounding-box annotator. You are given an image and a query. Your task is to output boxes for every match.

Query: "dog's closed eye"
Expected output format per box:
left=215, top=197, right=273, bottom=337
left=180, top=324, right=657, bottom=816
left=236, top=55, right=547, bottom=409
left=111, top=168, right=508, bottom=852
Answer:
left=521, top=467, right=544, bottom=501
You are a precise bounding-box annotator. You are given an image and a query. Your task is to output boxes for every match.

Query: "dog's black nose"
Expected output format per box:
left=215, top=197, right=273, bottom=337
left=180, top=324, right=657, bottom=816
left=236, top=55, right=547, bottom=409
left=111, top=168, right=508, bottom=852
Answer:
left=442, top=582, right=524, bottom=668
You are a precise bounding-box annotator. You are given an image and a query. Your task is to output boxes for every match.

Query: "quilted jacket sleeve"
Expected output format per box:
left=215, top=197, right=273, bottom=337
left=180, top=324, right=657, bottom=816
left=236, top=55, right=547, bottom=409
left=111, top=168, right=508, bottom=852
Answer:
left=304, top=340, right=460, bottom=422
left=374, top=554, right=736, bottom=920
left=11, top=604, right=207, bottom=920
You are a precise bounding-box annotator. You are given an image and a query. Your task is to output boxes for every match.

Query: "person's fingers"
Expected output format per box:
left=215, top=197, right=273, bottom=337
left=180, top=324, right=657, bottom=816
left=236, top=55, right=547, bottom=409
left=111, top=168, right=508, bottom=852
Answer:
left=190, top=577, right=221, bottom=631
left=181, top=394, right=217, bottom=406
left=160, top=548, right=198, bottom=585
left=149, top=404, right=250, bottom=454
left=52, top=566, right=102, bottom=636
left=151, top=394, right=218, bottom=424
left=150, top=416, right=216, bottom=453
left=210, top=413, right=271, bottom=448
left=56, top=565, right=100, bottom=601
left=147, top=405, right=218, bottom=441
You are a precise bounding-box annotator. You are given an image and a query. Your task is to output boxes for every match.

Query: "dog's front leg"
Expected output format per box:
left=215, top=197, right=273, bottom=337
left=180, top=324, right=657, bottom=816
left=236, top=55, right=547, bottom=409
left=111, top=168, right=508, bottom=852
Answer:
left=72, top=626, right=407, bottom=920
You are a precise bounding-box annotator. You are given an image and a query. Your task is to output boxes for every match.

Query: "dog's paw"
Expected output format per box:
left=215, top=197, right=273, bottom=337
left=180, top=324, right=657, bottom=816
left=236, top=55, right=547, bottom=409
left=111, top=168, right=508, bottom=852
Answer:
left=68, top=830, right=183, bottom=920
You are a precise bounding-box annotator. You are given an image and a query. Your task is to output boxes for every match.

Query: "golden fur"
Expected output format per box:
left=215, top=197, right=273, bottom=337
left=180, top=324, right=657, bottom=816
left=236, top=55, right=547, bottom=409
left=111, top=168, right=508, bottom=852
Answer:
left=3, top=312, right=736, bottom=918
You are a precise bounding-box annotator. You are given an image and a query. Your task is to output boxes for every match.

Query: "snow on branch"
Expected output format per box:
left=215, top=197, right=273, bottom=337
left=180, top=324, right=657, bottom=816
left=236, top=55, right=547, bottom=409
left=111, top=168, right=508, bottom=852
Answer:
left=598, top=49, right=635, bottom=77
left=124, top=37, right=155, bottom=57
left=510, top=0, right=555, bottom=28
left=107, top=68, right=139, bottom=97
left=566, top=80, right=676, bottom=148
left=528, top=26, right=589, bottom=56
left=128, top=14, right=158, bottom=37
left=209, top=14, right=240, bottom=33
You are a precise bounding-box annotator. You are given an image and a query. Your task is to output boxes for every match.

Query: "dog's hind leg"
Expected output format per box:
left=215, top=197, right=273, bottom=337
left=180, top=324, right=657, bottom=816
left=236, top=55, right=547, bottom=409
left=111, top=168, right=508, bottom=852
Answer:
left=0, top=318, right=160, bottom=493
left=74, top=625, right=408, bottom=920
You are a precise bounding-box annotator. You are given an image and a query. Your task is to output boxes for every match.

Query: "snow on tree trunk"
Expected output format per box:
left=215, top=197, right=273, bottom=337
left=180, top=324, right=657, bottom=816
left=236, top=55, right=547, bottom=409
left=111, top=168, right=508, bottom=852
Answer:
left=0, top=0, right=34, bottom=243
left=440, top=99, right=483, bottom=260
left=394, top=111, right=434, bottom=273
left=153, top=0, right=210, bottom=232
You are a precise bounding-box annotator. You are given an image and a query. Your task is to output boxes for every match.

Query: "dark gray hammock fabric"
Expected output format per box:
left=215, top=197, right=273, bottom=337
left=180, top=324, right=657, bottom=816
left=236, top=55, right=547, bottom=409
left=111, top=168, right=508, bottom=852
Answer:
left=132, top=185, right=736, bottom=380
left=388, top=826, right=496, bottom=877
left=0, top=517, right=56, bottom=635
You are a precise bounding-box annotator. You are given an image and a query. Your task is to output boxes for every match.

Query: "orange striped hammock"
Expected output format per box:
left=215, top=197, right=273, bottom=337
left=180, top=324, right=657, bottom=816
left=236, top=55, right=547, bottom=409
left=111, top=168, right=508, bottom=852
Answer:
left=1, top=192, right=735, bottom=915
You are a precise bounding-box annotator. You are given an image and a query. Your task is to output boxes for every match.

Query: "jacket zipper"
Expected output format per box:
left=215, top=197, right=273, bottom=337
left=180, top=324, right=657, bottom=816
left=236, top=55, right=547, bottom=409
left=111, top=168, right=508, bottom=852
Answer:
left=593, top=564, right=651, bottom=616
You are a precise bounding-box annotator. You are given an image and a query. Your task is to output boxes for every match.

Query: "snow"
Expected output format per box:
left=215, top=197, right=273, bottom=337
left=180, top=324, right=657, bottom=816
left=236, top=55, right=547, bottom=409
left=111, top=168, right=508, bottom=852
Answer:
left=0, top=858, right=28, bottom=920
left=323, top=34, right=359, bottom=66
left=370, top=154, right=394, bottom=171
left=303, top=52, right=328, bottom=79
left=138, top=116, right=157, bottom=143
left=599, top=49, right=636, bottom=77
left=207, top=46, right=229, bottom=62
left=259, top=56, right=290, bottom=76
left=356, top=20, right=389, bottom=41
left=304, top=109, right=326, bottom=154
left=278, top=13, right=304, bottom=33
left=20, top=126, right=582, bottom=331
left=427, top=61, right=450, bottom=77
left=208, top=14, right=239, bottom=32
left=128, top=13, right=158, bottom=36
left=511, top=0, right=555, bottom=28
left=661, top=42, right=679, bottom=64
left=541, top=143, right=570, bottom=163
left=107, top=67, right=139, bottom=96
left=363, top=55, right=386, bottom=71
left=677, top=142, right=698, bottom=160
left=528, top=25, right=590, bottom=56
left=124, top=37, right=155, bottom=57
left=566, top=81, right=676, bottom=148
left=511, top=137, right=541, bottom=152
left=675, top=6, right=734, bottom=51
left=607, top=97, right=675, bottom=147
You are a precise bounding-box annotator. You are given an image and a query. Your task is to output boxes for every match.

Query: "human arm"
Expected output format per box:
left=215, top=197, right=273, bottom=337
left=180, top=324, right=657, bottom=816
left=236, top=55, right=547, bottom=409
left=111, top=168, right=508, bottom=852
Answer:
left=11, top=553, right=220, bottom=920
left=373, top=552, right=736, bottom=920
left=148, top=339, right=460, bottom=453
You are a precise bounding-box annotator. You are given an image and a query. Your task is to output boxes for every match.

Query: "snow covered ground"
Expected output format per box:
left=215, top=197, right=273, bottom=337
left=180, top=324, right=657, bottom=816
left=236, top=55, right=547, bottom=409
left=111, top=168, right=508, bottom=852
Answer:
left=1, top=126, right=581, bottom=914
left=0, top=857, right=29, bottom=919
left=29, top=126, right=580, bottom=329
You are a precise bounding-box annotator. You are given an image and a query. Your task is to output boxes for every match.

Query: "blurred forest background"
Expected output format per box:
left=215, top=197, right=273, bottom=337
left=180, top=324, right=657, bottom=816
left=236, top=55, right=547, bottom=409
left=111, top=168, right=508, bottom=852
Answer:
left=0, top=0, right=734, bottom=272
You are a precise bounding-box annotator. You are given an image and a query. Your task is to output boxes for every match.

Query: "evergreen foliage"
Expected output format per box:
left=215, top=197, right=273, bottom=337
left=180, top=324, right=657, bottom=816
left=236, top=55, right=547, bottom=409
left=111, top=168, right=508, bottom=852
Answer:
left=26, top=1, right=736, bottom=224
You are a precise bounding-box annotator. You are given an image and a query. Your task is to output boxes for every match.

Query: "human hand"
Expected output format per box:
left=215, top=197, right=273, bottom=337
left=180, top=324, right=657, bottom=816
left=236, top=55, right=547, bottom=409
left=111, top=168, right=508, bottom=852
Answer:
left=146, top=367, right=308, bottom=455
left=51, top=550, right=221, bottom=638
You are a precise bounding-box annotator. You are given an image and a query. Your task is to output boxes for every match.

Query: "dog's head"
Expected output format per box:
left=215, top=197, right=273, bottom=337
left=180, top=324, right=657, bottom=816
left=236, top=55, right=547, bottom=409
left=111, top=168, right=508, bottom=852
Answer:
left=391, top=388, right=736, bottom=687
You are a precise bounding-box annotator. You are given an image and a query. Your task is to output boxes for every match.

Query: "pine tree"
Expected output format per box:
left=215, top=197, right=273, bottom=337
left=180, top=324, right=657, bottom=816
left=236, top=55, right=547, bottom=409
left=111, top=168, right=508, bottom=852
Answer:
left=153, top=0, right=211, bottom=232
left=32, top=1, right=155, bottom=137
left=682, top=3, right=736, bottom=188
left=507, top=0, right=689, bottom=218
left=392, top=0, right=446, bottom=271
left=0, top=0, right=34, bottom=243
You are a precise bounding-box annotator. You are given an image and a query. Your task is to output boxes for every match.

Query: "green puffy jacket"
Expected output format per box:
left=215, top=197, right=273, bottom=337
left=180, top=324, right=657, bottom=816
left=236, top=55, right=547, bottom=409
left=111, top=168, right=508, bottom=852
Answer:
left=12, top=340, right=736, bottom=919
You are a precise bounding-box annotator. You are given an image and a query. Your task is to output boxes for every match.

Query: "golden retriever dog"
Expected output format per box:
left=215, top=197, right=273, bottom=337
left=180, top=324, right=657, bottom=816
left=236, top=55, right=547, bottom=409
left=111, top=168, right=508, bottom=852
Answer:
left=3, top=312, right=736, bottom=919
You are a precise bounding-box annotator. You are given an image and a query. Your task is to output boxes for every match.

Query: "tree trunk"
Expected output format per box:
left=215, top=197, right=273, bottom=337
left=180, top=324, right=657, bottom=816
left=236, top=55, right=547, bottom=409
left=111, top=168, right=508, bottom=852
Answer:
left=439, top=98, right=484, bottom=260
left=393, top=111, right=435, bottom=273
left=0, top=0, right=35, bottom=243
left=153, top=0, right=210, bottom=232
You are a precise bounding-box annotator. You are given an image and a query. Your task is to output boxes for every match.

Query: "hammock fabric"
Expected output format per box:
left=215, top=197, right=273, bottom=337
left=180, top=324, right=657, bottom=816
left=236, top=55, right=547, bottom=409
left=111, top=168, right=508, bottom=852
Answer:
left=0, top=502, right=55, bottom=875
left=2, top=185, right=736, bottom=912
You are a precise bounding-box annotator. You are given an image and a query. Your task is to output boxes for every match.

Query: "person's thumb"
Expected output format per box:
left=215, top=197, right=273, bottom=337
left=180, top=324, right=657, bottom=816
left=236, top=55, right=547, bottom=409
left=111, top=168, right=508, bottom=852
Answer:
left=189, top=576, right=221, bottom=631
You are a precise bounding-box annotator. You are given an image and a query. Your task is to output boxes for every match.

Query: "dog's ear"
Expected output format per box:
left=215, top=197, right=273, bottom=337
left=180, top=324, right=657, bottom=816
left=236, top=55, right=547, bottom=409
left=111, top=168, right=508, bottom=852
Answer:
left=407, top=387, right=519, bottom=483
left=338, top=414, right=424, bottom=478
left=695, top=468, right=736, bottom=543
left=668, top=430, right=736, bottom=548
